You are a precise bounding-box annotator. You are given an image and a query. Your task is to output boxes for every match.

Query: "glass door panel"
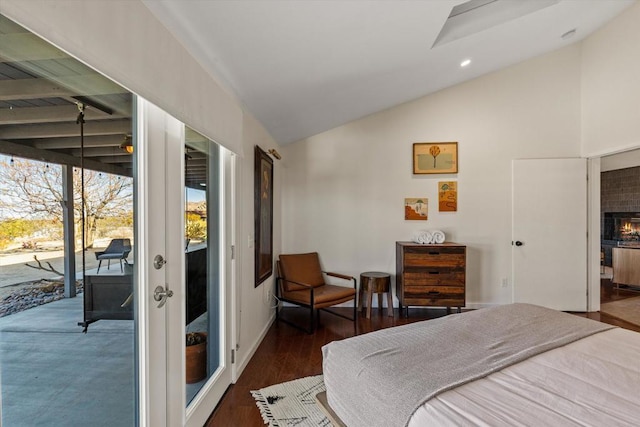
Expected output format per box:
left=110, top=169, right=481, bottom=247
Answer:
left=0, top=13, right=136, bottom=426
left=184, top=127, right=220, bottom=403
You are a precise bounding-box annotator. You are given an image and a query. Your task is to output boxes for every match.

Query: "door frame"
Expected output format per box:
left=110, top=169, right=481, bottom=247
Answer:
left=587, top=147, right=640, bottom=313
left=587, top=157, right=601, bottom=312
left=135, top=98, right=174, bottom=427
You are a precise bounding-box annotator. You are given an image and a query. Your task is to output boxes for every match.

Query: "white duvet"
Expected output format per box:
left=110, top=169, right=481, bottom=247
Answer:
left=410, top=328, right=640, bottom=426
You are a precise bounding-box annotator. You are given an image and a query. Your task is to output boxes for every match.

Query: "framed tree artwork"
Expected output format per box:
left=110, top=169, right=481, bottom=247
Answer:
left=254, top=145, right=274, bottom=287
left=413, top=142, right=458, bottom=174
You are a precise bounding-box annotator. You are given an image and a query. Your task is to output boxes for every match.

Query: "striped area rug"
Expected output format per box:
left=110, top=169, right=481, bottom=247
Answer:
left=251, top=375, right=330, bottom=426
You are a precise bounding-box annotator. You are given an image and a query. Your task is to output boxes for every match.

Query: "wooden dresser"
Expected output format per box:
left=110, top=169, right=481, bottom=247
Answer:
left=396, top=241, right=466, bottom=316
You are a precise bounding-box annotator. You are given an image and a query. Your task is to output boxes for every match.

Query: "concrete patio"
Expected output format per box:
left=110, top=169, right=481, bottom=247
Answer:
left=1, top=271, right=210, bottom=426
left=0, top=296, right=135, bottom=426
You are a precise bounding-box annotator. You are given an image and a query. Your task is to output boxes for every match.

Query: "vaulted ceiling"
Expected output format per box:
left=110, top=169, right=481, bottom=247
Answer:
left=142, top=0, right=636, bottom=145
left=1, top=0, right=636, bottom=173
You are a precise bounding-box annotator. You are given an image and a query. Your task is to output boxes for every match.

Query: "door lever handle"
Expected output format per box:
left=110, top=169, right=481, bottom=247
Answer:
left=153, top=285, right=174, bottom=308
left=513, top=241, right=524, bottom=247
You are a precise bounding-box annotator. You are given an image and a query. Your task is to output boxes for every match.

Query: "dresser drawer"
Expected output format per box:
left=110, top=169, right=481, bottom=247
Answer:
left=404, top=286, right=465, bottom=297
left=403, top=270, right=465, bottom=287
left=403, top=247, right=465, bottom=268
left=403, top=286, right=465, bottom=306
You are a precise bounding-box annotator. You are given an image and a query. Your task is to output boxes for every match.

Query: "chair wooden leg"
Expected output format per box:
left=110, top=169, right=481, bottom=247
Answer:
left=387, top=291, right=394, bottom=317
left=366, top=287, right=373, bottom=319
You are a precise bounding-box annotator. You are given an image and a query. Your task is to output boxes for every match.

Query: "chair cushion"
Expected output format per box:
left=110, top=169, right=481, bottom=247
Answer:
left=282, top=284, right=356, bottom=308
left=279, top=252, right=325, bottom=292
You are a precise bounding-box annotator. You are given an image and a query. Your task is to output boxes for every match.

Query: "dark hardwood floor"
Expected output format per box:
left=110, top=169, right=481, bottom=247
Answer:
left=206, top=283, right=640, bottom=427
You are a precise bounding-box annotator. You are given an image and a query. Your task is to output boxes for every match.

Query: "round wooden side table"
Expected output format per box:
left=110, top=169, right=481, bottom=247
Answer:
left=359, top=271, right=393, bottom=318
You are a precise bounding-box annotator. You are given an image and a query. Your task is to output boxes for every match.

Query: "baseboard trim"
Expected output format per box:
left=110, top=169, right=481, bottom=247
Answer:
left=233, top=312, right=275, bottom=382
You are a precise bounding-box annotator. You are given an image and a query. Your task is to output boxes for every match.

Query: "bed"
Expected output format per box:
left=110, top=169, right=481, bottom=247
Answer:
left=321, top=303, right=640, bottom=426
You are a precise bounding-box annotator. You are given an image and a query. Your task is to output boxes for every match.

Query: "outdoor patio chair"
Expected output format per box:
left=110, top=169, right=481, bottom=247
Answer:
left=95, top=238, right=132, bottom=273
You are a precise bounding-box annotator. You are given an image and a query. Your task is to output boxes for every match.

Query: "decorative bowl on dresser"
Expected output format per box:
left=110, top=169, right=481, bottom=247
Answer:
left=395, top=241, right=466, bottom=316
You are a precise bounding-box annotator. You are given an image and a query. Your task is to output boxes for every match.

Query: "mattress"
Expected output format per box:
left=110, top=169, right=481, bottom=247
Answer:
left=410, top=328, right=640, bottom=426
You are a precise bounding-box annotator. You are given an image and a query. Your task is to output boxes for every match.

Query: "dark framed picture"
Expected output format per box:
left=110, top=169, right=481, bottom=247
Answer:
left=254, top=145, right=274, bottom=287
left=413, top=142, right=458, bottom=174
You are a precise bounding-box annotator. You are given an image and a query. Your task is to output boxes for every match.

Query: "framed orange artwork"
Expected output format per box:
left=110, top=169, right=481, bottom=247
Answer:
left=413, top=142, right=458, bottom=174
left=405, top=198, right=428, bottom=220
left=438, top=181, right=457, bottom=212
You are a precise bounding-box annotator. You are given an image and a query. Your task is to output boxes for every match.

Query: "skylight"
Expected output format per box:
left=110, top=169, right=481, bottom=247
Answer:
left=433, top=0, right=560, bottom=47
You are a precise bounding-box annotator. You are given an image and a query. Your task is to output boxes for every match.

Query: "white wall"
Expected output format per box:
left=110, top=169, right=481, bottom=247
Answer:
left=0, top=0, right=279, bottom=379
left=601, top=148, right=640, bottom=172
left=581, top=1, right=640, bottom=158
left=282, top=45, right=583, bottom=307
left=235, top=113, right=281, bottom=372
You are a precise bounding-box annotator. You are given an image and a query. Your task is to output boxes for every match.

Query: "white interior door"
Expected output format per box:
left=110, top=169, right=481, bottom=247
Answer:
left=512, top=158, right=587, bottom=311
left=137, top=98, right=233, bottom=427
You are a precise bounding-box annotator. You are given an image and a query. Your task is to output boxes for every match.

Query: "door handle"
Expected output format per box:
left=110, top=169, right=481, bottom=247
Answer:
left=153, top=285, right=174, bottom=308
left=513, top=241, right=524, bottom=247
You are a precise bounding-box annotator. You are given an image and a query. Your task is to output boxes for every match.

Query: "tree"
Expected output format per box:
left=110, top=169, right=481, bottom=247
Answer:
left=185, top=212, right=207, bottom=241
left=0, top=157, right=132, bottom=248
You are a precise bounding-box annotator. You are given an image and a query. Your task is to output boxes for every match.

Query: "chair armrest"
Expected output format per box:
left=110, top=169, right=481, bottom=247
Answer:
left=324, top=271, right=357, bottom=289
left=276, top=277, right=315, bottom=289
left=325, top=271, right=354, bottom=281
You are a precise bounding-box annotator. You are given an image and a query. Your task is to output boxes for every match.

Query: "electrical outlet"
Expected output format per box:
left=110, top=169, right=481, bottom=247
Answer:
left=501, top=277, right=509, bottom=288
left=248, top=235, right=254, bottom=248
left=267, top=289, right=272, bottom=301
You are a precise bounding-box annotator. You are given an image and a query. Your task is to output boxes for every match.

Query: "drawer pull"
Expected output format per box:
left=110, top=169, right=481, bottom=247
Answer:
left=427, top=291, right=440, bottom=295
left=428, top=271, right=440, bottom=275
left=428, top=251, right=440, bottom=255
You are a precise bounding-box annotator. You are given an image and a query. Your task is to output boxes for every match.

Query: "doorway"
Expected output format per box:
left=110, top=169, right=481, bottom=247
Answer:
left=597, top=149, right=640, bottom=327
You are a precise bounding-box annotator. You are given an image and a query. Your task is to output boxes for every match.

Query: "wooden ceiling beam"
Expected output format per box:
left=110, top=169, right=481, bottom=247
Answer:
left=29, top=135, right=125, bottom=149
left=0, top=74, right=127, bottom=101
left=0, top=33, right=68, bottom=63
left=68, top=146, right=132, bottom=157
left=0, top=105, right=129, bottom=125
left=0, top=140, right=131, bottom=177
left=89, top=155, right=133, bottom=164
left=0, top=119, right=131, bottom=139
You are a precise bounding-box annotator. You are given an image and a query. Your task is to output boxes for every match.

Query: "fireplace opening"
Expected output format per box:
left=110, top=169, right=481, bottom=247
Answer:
left=603, top=212, right=640, bottom=241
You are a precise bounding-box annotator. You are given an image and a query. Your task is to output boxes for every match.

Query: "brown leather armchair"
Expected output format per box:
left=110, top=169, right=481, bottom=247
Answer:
left=276, top=252, right=357, bottom=333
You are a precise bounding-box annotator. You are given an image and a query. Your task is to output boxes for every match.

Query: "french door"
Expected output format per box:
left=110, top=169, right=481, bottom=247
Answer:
left=137, top=98, right=233, bottom=426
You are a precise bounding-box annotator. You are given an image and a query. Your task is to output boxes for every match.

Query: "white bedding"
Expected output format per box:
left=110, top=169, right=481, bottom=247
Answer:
left=322, top=304, right=613, bottom=427
left=410, top=328, right=640, bottom=426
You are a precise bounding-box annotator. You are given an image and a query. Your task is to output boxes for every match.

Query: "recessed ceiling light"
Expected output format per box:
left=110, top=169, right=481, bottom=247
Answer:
left=460, top=59, right=472, bottom=67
